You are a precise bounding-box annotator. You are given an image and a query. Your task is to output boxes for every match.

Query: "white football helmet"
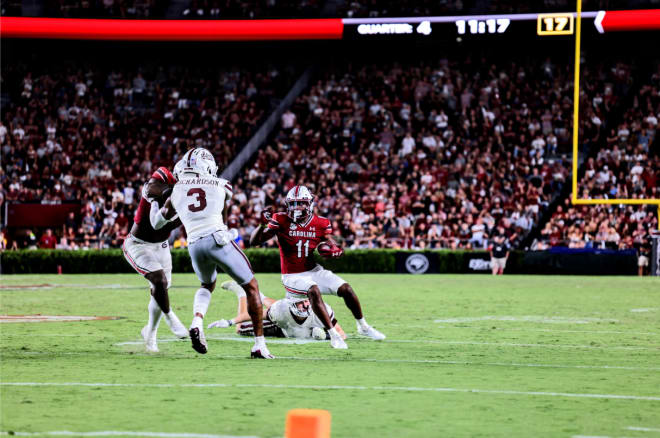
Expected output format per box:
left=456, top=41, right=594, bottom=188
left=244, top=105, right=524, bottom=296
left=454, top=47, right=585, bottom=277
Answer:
left=173, top=159, right=187, bottom=181
left=176, top=148, right=218, bottom=178
left=288, top=298, right=311, bottom=319
left=285, top=185, right=314, bottom=223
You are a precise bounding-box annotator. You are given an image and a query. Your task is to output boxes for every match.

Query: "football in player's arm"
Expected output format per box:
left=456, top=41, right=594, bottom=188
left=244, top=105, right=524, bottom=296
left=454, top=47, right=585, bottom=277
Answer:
left=155, top=148, right=273, bottom=359
left=122, top=167, right=188, bottom=353
left=207, top=280, right=347, bottom=340
left=250, top=185, right=385, bottom=350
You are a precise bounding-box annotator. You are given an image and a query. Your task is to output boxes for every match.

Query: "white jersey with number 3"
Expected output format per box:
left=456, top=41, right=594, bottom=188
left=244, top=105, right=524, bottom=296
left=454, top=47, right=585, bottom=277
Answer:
left=171, top=175, right=233, bottom=243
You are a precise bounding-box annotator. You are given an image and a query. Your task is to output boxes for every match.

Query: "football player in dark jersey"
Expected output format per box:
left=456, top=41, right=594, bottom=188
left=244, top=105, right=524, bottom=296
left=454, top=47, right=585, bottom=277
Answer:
left=122, top=167, right=188, bottom=352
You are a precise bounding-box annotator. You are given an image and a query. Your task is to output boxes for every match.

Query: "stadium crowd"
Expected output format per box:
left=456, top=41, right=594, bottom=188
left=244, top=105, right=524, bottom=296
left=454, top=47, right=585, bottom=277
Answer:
left=228, top=57, right=580, bottom=250
left=1, top=55, right=657, bottom=254
left=534, top=63, right=659, bottom=251
left=0, top=61, right=292, bottom=249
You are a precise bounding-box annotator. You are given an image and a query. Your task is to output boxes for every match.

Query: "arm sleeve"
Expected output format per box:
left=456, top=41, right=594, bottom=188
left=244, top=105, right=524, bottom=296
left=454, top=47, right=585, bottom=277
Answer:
left=267, top=213, right=283, bottom=231
left=150, top=201, right=178, bottom=230
left=323, top=218, right=333, bottom=238
left=224, top=182, right=233, bottom=200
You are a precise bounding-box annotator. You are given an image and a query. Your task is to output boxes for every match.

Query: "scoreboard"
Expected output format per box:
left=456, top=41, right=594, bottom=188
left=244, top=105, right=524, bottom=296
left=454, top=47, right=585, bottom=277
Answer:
left=343, top=9, right=660, bottom=40
left=1, top=9, right=659, bottom=41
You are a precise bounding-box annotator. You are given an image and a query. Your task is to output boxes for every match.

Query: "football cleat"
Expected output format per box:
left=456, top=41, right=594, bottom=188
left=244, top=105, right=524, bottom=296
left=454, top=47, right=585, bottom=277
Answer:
left=141, top=326, right=159, bottom=353
left=189, top=327, right=208, bottom=354
left=330, top=336, right=348, bottom=349
left=357, top=325, right=386, bottom=341
left=250, top=346, right=275, bottom=359
left=164, top=313, right=189, bottom=339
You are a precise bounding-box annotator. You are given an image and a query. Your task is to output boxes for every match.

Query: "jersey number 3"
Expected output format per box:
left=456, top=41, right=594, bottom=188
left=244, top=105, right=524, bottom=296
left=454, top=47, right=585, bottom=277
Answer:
left=187, top=188, right=207, bottom=212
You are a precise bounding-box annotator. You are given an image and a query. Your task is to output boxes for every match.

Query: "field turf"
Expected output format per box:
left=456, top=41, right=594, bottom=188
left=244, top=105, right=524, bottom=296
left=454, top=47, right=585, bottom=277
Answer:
left=1, top=273, right=659, bottom=438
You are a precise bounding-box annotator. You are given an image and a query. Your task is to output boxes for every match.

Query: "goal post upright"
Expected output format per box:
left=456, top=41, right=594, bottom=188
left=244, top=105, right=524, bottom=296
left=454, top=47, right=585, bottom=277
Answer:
left=570, top=0, right=660, bottom=230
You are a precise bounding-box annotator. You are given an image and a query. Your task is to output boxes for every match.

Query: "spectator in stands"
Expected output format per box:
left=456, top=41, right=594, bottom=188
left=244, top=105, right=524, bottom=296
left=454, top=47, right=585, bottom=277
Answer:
left=38, top=228, right=57, bottom=249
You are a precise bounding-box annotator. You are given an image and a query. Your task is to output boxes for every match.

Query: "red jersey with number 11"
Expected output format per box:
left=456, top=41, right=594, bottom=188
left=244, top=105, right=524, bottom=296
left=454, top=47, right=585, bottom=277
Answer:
left=268, top=212, right=332, bottom=274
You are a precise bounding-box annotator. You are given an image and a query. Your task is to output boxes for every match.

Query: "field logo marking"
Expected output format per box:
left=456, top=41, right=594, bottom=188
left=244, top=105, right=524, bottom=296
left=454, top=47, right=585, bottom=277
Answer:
left=433, top=316, right=619, bottom=324
left=3, top=382, right=660, bottom=402
left=0, top=315, right=121, bottom=323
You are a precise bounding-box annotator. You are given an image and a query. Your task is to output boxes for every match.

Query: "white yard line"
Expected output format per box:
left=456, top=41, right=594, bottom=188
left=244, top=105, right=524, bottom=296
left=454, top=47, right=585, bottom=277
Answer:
left=625, top=426, right=660, bottom=432
left=382, top=339, right=657, bottom=351
left=0, top=431, right=262, bottom=438
left=433, top=316, right=619, bottom=324
left=2, top=382, right=660, bottom=402
left=9, top=350, right=660, bottom=371
left=113, top=336, right=658, bottom=351
left=428, top=327, right=660, bottom=336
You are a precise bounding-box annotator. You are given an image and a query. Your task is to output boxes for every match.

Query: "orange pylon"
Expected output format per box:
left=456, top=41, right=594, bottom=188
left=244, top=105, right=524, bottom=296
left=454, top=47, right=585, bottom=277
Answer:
left=285, top=409, right=331, bottom=438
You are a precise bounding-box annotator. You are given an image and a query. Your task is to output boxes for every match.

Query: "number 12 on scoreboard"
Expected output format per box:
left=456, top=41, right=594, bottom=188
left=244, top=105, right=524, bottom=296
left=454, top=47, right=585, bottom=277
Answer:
left=537, top=13, right=574, bottom=35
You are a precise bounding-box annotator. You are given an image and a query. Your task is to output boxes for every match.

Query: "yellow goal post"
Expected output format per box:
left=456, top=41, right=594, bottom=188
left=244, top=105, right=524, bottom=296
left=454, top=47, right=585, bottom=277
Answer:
left=570, top=0, right=660, bottom=229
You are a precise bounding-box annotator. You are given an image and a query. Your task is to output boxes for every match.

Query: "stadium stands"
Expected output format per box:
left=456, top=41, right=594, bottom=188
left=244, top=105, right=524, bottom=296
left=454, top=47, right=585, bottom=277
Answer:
left=534, top=61, right=659, bottom=251
left=229, top=57, right=578, bottom=250
left=1, top=61, right=292, bottom=249
left=1, top=52, right=656, bottom=254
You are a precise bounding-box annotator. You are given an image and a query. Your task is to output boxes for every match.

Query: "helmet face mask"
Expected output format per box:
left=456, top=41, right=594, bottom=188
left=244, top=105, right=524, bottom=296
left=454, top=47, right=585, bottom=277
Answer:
left=286, top=199, right=312, bottom=223
left=285, top=185, right=314, bottom=224
left=288, top=299, right=311, bottom=319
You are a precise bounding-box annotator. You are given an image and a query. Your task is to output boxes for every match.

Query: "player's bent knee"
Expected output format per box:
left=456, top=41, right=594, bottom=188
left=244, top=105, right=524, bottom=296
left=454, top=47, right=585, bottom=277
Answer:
left=308, top=286, right=322, bottom=300
left=147, top=271, right=168, bottom=294
left=202, top=281, right=216, bottom=293
left=337, top=283, right=353, bottom=297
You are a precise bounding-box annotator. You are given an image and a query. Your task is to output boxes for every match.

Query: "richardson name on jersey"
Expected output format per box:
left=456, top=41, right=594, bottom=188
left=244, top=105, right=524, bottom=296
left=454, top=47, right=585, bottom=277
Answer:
left=178, top=178, right=221, bottom=186
left=289, top=230, right=316, bottom=238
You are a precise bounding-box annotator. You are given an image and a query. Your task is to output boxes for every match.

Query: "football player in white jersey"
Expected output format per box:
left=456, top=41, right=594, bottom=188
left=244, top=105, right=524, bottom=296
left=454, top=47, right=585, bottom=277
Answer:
left=153, top=148, right=273, bottom=359
left=207, top=280, right=346, bottom=341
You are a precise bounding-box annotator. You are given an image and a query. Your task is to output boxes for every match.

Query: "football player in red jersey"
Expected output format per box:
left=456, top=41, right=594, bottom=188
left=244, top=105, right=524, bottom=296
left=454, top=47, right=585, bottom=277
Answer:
left=122, top=166, right=188, bottom=352
left=250, top=185, right=385, bottom=349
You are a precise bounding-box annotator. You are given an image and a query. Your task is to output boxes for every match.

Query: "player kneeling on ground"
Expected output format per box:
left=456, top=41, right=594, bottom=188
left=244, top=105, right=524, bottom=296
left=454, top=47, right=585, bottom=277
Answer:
left=122, top=167, right=188, bottom=353
left=250, top=185, right=384, bottom=350
left=208, top=280, right=347, bottom=340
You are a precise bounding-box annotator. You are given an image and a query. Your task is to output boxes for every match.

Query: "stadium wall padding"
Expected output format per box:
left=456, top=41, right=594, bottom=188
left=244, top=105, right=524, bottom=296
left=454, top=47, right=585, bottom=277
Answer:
left=0, top=248, right=637, bottom=275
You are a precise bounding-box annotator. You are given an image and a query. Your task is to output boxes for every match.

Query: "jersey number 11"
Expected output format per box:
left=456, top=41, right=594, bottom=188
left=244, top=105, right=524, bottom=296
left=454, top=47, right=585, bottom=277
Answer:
left=296, top=240, right=309, bottom=258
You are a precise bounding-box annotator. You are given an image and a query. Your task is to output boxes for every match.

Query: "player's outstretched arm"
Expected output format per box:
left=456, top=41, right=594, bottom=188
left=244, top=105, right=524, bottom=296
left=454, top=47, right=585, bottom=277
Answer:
left=250, top=209, right=277, bottom=246
left=334, top=322, right=347, bottom=339
left=250, top=225, right=275, bottom=247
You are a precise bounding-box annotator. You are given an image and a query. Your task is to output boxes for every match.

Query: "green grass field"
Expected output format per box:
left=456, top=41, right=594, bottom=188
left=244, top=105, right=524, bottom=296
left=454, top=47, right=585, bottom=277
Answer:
left=1, top=273, right=659, bottom=438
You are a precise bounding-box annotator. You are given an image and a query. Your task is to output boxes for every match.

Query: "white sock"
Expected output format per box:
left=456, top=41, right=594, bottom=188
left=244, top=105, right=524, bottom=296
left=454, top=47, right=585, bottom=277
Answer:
left=356, top=318, right=369, bottom=330
left=229, top=282, right=246, bottom=298
left=191, top=288, right=212, bottom=328
left=259, top=292, right=266, bottom=302
left=328, top=327, right=341, bottom=339
left=147, top=296, right=162, bottom=334
left=163, top=309, right=182, bottom=326
left=254, top=335, right=266, bottom=348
